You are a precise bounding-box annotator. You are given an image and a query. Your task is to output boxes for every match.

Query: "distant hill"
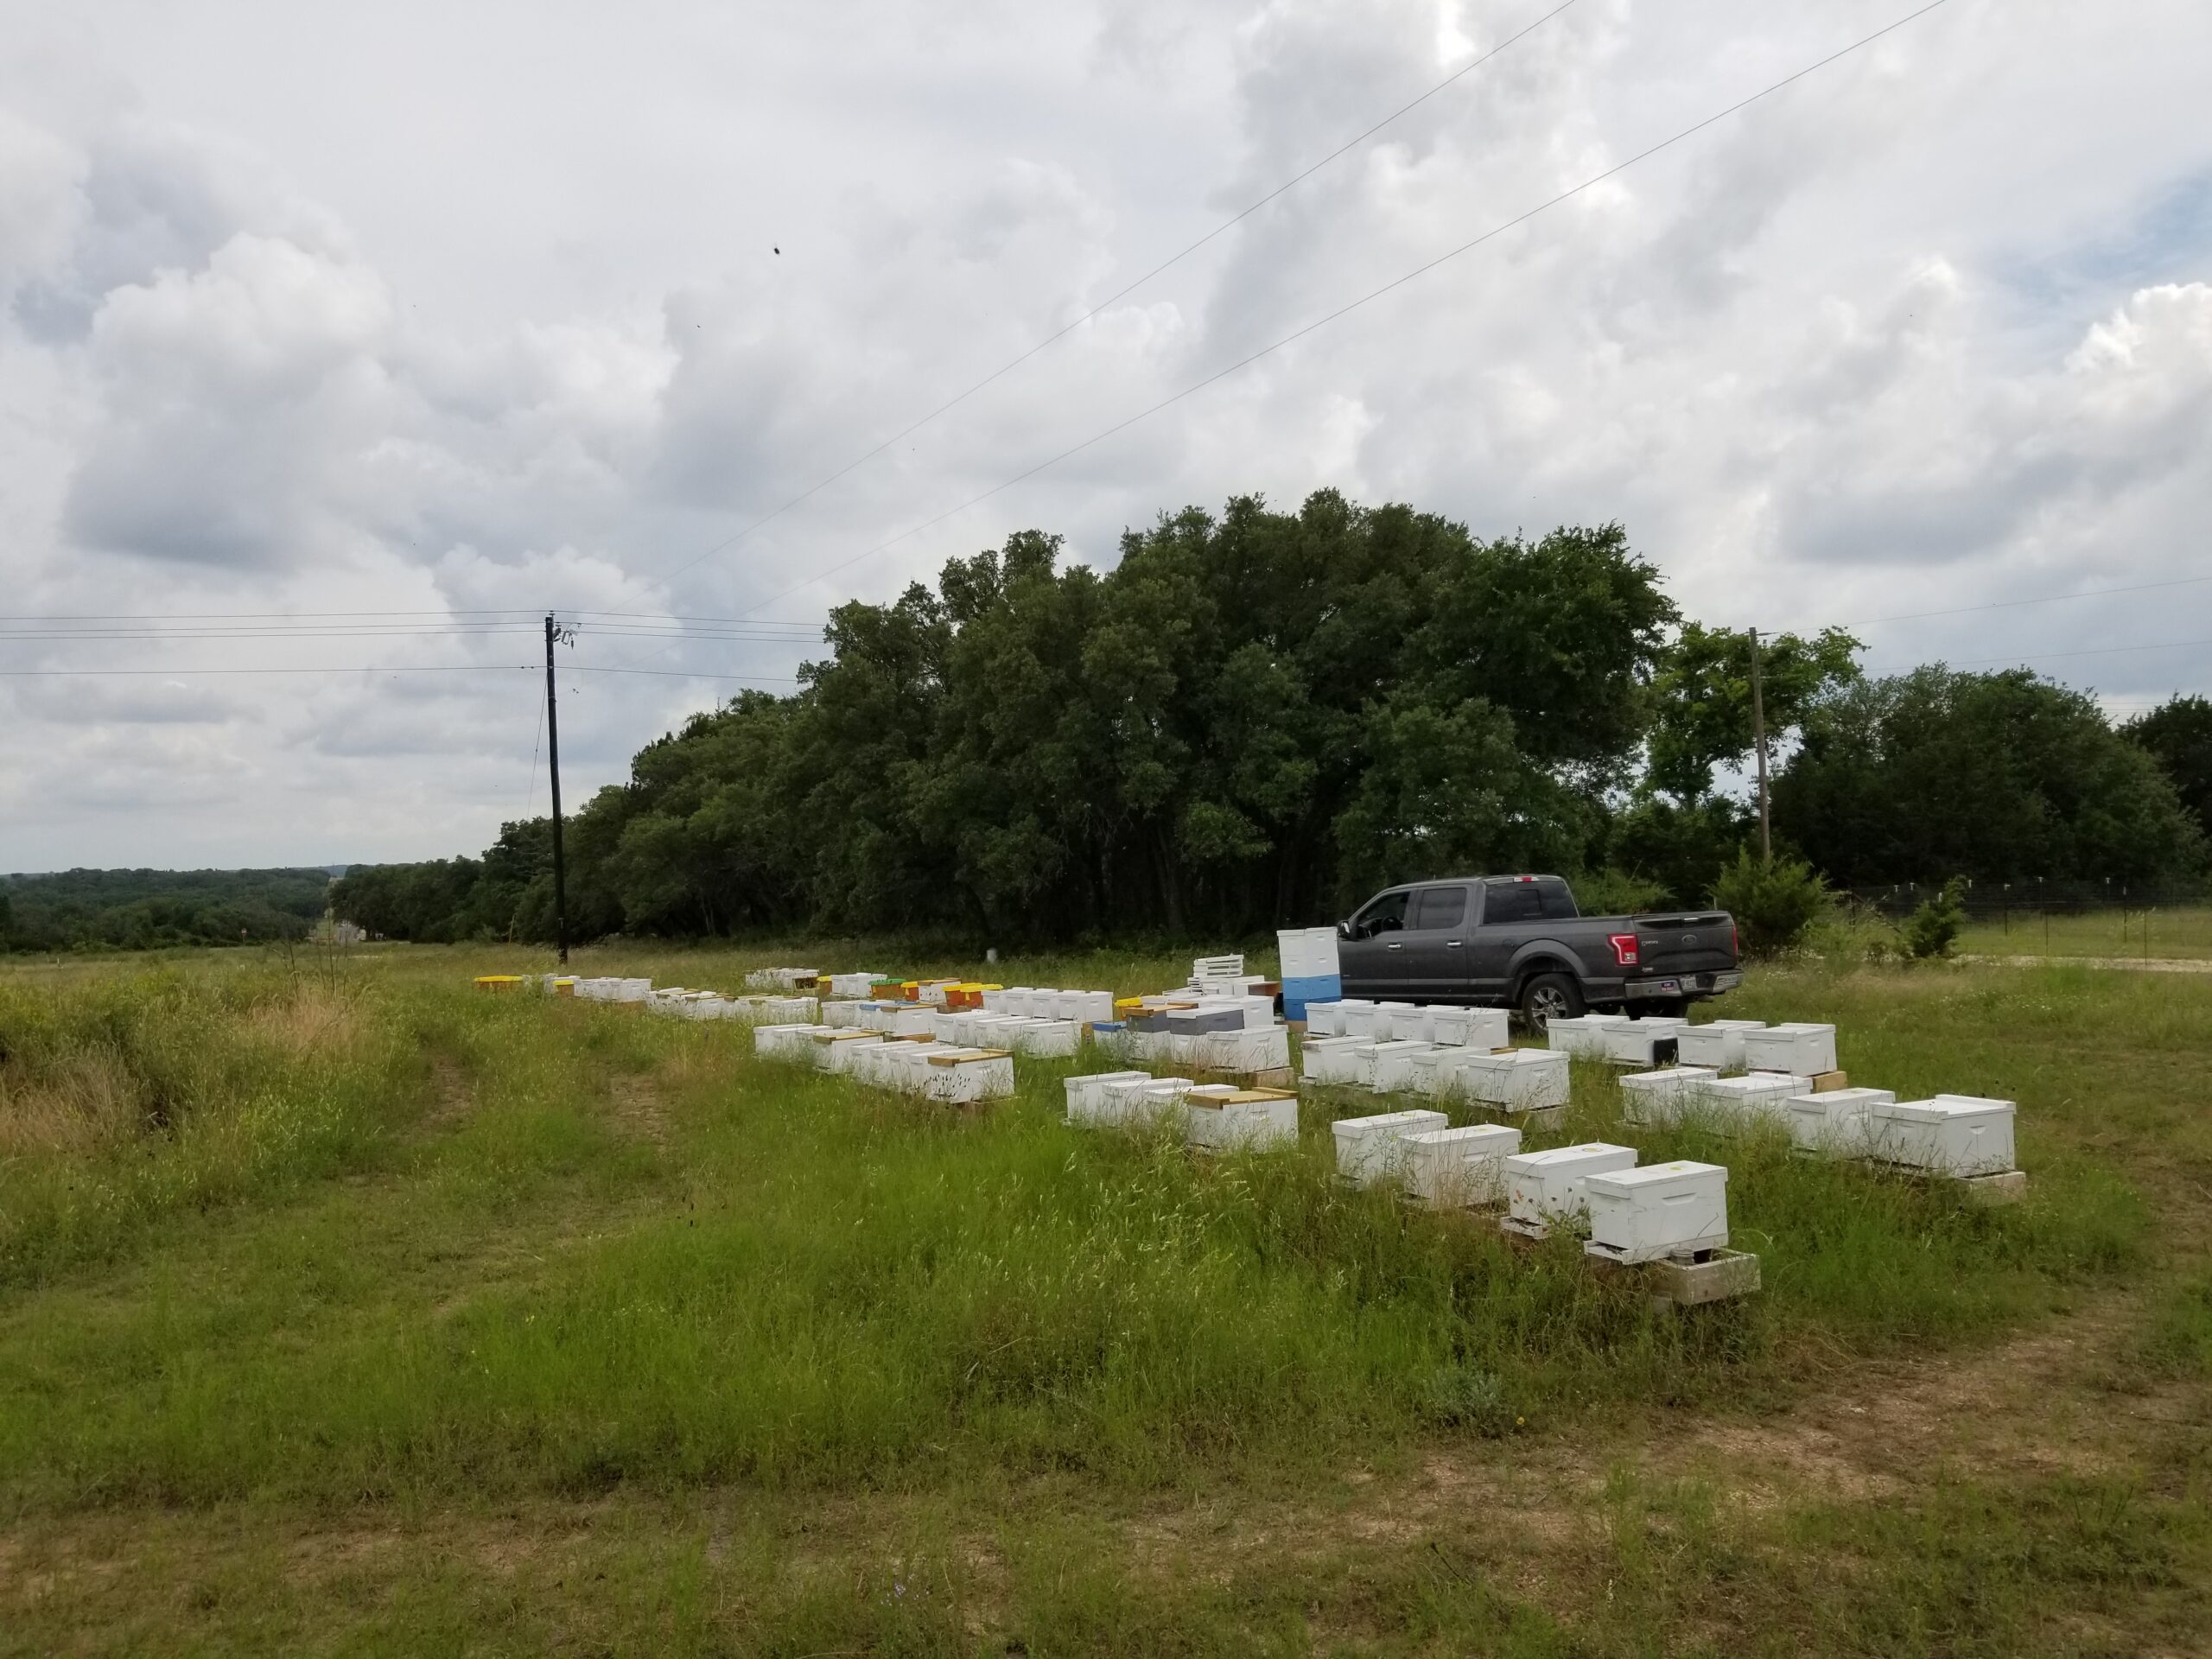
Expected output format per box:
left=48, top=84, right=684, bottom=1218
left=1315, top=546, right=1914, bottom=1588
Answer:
left=0, top=867, right=335, bottom=952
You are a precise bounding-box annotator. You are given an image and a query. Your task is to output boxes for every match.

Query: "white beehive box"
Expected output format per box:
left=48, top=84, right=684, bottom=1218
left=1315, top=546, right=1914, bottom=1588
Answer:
left=1404, top=1047, right=1463, bottom=1097
left=1349, top=1039, right=1432, bottom=1090
left=825, top=972, right=876, bottom=1000
left=1695, top=1072, right=1811, bottom=1135
left=923, top=1049, right=1015, bottom=1103
left=1504, top=1143, right=1638, bottom=1234
left=1601, top=1018, right=1688, bottom=1068
left=1744, top=1023, right=1837, bottom=1077
left=1194, top=1025, right=1292, bottom=1073
left=1300, top=1034, right=1367, bottom=1085
left=1872, top=1095, right=2017, bottom=1176
left=1338, top=1001, right=1382, bottom=1039
left=1430, top=1007, right=1510, bottom=1050
left=1785, top=1086, right=1894, bottom=1157
left=1304, top=1001, right=1344, bottom=1037
left=1402, top=1124, right=1522, bottom=1209
left=1675, top=1020, right=1766, bottom=1072
left=1015, top=1020, right=1082, bottom=1059
left=1583, top=1161, right=1729, bottom=1263
left=1278, top=926, right=1342, bottom=980
left=852, top=1040, right=919, bottom=1089
left=1064, top=1070, right=1153, bottom=1126
left=1370, top=1002, right=1427, bottom=1041
left=753, top=1023, right=829, bottom=1062
left=1452, top=1048, right=1571, bottom=1110
left=1546, top=1014, right=1626, bottom=1059
left=1185, top=1087, right=1298, bottom=1151
left=1370, top=1041, right=1442, bottom=1094
left=1332, top=1109, right=1450, bottom=1186
left=1618, top=1065, right=1719, bottom=1127
left=1072, top=990, right=1116, bottom=1024
left=885, top=1007, right=931, bottom=1037
left=818, top=1031, right=889, bottom=1073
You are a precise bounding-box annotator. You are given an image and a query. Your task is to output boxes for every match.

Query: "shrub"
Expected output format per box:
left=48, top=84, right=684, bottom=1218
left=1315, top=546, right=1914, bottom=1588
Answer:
left=1711, top=849, right=1831, bottom=957
left=1417, top=1363, right=1518, bottom=1436
left=1904, top=877, right=1967, bottom=960
left=1569, top=867, right=1670, bottom=916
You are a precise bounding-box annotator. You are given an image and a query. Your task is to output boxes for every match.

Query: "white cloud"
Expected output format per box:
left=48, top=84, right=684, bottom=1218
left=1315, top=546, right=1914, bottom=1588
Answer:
left=1, top=0, right=2210, bottom=867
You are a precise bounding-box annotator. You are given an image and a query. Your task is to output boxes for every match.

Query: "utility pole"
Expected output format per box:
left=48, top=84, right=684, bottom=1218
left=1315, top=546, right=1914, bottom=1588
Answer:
left=543, top=613, right=570, bottom=966
left=1749, top=627, right=1771, bottom=864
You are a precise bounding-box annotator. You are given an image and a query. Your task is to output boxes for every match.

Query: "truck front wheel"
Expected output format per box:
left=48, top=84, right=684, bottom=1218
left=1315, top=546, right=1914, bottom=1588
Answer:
left=1518, top=971, right=1586, bottom=1033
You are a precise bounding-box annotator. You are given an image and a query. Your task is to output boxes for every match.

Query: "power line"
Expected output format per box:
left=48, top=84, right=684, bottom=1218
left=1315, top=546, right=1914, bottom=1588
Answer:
left=718, top=0, right=1956, bottom=629
left=628, top=0, right=1589, bottom=601
left=1756, top=571, right=2212, bottom=635
left=0, top=664, right=537, bottom=677
left=0, top=662, right=801, bottom=683
left=1897, top=637, right=2212, bottom=671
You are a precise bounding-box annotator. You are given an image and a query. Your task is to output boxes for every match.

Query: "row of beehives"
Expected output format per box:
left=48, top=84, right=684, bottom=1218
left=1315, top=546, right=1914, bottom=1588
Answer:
left=1063, top=1071, right=1298, bottom=1150
left=754, top=1024, right=1017, bottom=1102
left=1063, top=1077, right=1732, bottom=1267
left=1618, top=1065, right=2016, bottom=1178
left=812, top=1006, right=1086, bottom=1055
left=1301, top=1033, right=1568, bottom=1110
left=1336, top=1112, right=1728, bottom=1264
left=1550, top=1014, right=1838, bottom=1075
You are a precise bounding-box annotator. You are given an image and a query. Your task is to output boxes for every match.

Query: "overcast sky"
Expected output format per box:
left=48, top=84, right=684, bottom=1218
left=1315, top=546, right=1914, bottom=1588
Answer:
left=3, top=0, right=2209, bottom=872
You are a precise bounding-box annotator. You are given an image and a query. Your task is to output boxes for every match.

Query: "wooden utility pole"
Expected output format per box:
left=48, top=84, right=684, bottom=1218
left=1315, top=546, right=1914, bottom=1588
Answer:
left=1749, top=627, right=1771, bottom=863
left=543, top=613, right=569, bottom=965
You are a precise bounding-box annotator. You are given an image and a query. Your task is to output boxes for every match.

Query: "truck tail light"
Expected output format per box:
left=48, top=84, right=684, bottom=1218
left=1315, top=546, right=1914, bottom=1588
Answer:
left=1609, top=933, right=1639, bottom=967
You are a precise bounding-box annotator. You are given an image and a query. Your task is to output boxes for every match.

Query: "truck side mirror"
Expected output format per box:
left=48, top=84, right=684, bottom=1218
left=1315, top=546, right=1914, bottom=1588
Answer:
left=1338, top=919, right=1354, bottom=940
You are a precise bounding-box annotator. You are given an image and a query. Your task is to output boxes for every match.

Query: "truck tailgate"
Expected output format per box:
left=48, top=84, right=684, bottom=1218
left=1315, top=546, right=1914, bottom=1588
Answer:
left=1636, top=912, right=1737, bottom=976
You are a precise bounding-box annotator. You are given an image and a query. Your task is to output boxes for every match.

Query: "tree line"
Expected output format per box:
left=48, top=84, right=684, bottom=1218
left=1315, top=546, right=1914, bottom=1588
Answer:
left=330, top=491, right=2211, bottom=945
left=0, top=868, right=333, bottom=953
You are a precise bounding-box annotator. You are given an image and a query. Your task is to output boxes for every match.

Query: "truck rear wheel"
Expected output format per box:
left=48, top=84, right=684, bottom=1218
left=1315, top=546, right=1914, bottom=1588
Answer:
left=1518, top=971, right=1585, bottom=1034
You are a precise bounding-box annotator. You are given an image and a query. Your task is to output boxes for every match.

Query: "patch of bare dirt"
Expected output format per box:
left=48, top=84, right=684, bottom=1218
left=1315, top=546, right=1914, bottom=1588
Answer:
left=607, top=1072, right=672, bottom=1145
left=422, top=1055, right=474, bottom=1130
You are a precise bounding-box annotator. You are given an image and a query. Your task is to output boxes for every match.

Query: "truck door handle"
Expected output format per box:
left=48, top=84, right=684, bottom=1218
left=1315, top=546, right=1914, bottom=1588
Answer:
left=1386, top=941, right=1403, bottom=950
left=1446, top=940, right=1463, bottom=948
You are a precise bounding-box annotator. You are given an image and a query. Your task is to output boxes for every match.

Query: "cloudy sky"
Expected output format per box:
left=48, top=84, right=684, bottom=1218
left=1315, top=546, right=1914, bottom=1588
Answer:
left=3, top=0, right=2209, bottom=871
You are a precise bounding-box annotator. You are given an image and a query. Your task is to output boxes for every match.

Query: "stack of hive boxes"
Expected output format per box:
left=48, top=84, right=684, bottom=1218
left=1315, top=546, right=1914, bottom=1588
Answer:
left=1501, top=1142, right=1732, bottom=1264
left=1275, top=926, right=1342, bottom=1022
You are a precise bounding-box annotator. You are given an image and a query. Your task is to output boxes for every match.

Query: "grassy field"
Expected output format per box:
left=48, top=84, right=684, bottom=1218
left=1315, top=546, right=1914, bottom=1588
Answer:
left=1957, top=903, right=2212, bottom=962
left=1, top=943, right=2207, bottom=1655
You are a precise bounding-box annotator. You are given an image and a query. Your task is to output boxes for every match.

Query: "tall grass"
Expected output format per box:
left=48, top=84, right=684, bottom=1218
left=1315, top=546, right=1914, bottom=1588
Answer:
left=0, top=960, right=2167, bottom=1513
left=0, top=969, right=423, bottom=1285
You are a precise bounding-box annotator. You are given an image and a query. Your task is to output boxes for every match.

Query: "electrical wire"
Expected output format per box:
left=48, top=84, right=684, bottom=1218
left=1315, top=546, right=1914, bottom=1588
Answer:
left=629, top=0, right=1590, bottom=599
left=1751, top=572, right=2212, bottom=636
left=715, top=0, right=1956, bottom=629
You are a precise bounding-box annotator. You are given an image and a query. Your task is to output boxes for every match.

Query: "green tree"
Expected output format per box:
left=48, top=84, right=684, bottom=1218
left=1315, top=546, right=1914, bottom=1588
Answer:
left=2124, top=695, right=2212, bottom=840
left=1774, top=667, right=2208, bottom=887
left=1645, top=622, right=1863, bottom=804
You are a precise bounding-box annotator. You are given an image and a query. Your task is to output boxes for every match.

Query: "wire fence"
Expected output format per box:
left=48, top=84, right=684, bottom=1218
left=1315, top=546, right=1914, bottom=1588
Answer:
left=1846, top=881, right=2212, bottom=957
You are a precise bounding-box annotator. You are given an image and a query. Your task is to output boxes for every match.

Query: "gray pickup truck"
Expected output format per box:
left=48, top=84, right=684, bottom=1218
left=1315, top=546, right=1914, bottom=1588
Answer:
left=1335, top=874, right=1742, bottom=1030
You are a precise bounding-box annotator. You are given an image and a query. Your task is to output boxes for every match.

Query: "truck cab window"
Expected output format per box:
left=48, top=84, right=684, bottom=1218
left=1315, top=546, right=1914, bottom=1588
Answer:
left=1411, top=886, right=1465, bottom=930
left=1536, top=877, right=1580, bottom=920
left=1352, top=890, right=1410, bottom=938
left=1482, top=880, right=1542, bottom=925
